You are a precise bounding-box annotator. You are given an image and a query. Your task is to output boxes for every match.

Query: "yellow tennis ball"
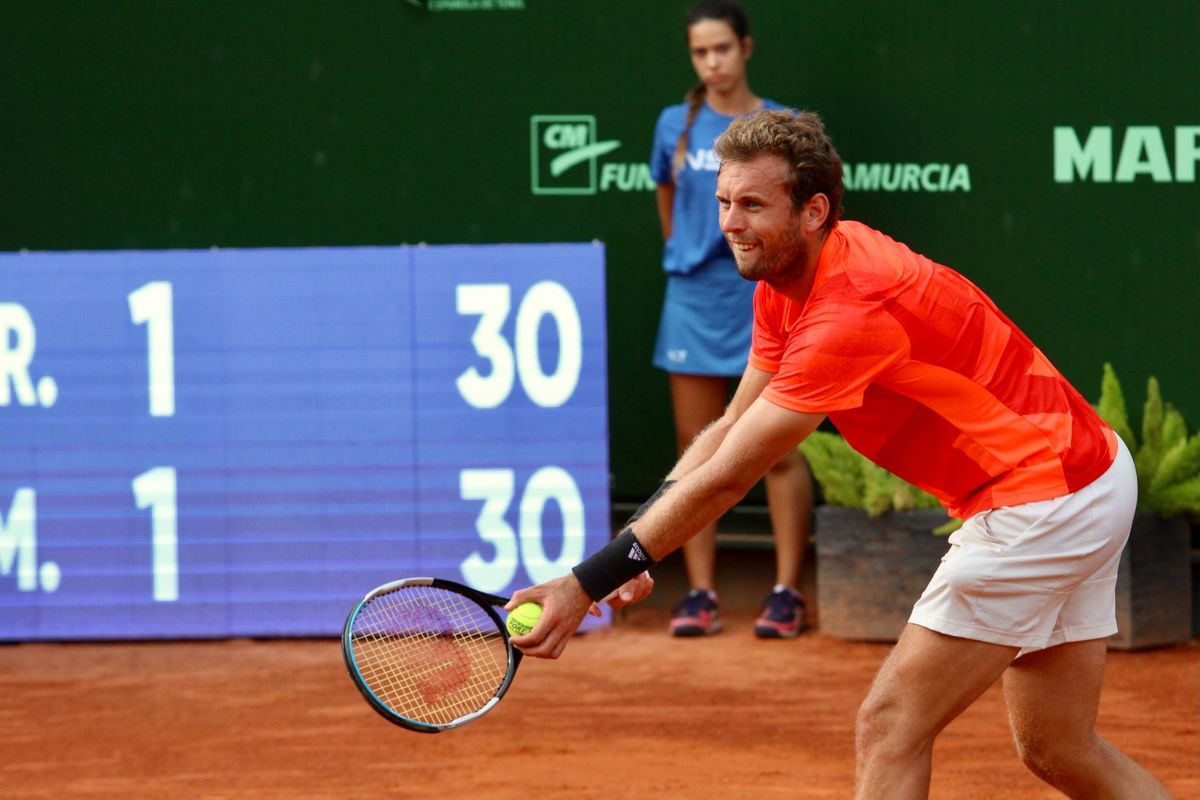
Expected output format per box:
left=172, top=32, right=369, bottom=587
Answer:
left=506, top=602, right=542, bottom=636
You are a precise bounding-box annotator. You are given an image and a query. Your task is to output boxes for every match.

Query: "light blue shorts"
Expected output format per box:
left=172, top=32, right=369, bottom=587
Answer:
left=652, top=257, right=755, bottom=377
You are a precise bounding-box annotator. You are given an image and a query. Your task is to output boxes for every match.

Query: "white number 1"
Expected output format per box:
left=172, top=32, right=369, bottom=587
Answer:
left=128, top=281, right=176, bottom=417
left=132, top=467, right=178, bottom=602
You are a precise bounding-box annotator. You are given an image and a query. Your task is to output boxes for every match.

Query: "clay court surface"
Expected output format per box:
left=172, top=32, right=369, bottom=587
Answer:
left=3, top=609, right=1196, bottom=799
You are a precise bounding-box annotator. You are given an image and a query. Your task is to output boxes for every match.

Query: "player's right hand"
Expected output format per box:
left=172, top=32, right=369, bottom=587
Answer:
left=506, top=573, right=594, bottom=660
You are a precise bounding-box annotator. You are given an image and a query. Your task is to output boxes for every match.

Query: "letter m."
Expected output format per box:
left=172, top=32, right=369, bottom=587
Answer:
left=1054, top=126, right=1112, bottom=183
left=0, top=489, right=37, bottom=591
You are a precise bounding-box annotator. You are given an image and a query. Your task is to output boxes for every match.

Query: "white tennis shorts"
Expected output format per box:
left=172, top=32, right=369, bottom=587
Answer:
left=909, top=439, right=1136, bottom=655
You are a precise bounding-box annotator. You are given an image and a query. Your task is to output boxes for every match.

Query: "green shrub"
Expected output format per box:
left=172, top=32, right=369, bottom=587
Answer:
left=799, top=362, right=1200, bottom=532
left=1095, top=363, right=1200, bottom=520
left=798, top=431, right=958, bottom=533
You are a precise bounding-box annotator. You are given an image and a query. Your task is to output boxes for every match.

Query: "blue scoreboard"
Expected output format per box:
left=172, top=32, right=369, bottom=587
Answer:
left=0, top=243, right=609, bottom=639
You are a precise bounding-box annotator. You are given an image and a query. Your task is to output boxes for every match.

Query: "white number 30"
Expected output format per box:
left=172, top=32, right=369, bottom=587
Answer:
left=458, top=467, right=586, bottom=593
left=454, top=282, right=582, bottom=409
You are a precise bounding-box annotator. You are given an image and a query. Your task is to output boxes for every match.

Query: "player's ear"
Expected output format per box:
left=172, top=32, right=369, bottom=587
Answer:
left=803, top=193, right=830, bottom=233
left=741, top=35, right=754, bottom=60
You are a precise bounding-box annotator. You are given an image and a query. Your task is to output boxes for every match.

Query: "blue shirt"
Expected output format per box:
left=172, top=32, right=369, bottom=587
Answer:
left=650, top=98, right=786, bottom=275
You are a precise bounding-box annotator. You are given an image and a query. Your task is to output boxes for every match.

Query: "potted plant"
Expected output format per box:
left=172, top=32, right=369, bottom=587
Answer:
left=802, top=365, right=1199, bottom=649
left=799, top=430, right=957, bottom=641
left=1095, top=363, right=1198, bottom=649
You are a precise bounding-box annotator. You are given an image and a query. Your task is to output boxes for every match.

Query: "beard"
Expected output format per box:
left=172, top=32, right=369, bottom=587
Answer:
left=729, top=223, right=809, bottom=284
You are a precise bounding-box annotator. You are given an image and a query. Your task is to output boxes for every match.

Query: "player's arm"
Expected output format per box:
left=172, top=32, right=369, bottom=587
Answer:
left=655, top=183, right=674, bottom=239
left=509, top=395, right=825, bottom=659
left=620, top=396, right=823, bottom=580
left=603, top=362, right=772, bottom=549
left=552, top=367, right=777, bottom=618
left=665, top=362, right=773, bottom=482
left=558, top=364, right=777, bottom=615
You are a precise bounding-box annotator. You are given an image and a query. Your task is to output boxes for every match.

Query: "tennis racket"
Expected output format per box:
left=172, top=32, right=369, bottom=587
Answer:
left=341, top=577, right=523, bottom=733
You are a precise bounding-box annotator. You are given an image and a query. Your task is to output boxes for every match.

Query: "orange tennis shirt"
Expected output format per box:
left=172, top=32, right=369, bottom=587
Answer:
left=749, top=220, right=1117, bottom=519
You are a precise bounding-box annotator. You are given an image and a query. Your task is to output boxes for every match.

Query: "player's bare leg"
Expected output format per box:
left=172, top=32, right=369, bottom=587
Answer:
left=763, top=446, right=812, bottom=588
left=669, top=373, right=729, bottom=593
left=855, top=624, right=1017, bottom=800
left=1004, top=639, right=1171, bottom=798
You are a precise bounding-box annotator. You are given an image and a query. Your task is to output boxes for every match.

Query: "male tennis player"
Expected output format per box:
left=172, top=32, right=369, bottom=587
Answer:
left=509, top=109, right=1170, bottom=799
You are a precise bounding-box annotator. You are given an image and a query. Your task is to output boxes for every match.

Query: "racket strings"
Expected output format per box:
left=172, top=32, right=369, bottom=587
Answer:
left=350, top=586, right=510, bottom=726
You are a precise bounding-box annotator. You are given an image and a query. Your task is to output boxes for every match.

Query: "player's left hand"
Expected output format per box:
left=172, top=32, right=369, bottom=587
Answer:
left=602, top=571, right=654, bottom=612
left=506, top=573, right=595, bottom=659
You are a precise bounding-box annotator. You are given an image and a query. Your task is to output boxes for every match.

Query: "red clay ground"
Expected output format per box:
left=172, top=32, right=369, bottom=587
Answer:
left=2, top=609, right=1196, bottom=799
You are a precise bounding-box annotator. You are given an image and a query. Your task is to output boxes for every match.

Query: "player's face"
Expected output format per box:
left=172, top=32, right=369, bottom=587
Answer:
left=716, top=155, right=809, bottom=284
left=686, top=19, right=750, bottom=95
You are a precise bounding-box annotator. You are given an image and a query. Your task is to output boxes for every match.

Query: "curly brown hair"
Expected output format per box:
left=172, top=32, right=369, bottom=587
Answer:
left=714, top=109, right=844, bottom=231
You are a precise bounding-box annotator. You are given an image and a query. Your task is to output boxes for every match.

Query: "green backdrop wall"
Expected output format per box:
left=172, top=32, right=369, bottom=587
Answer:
left=3, top=1, right=1197, bottom=503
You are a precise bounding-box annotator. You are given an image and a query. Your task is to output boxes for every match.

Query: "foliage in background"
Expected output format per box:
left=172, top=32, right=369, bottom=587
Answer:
left=1095, top=363, right=1200, bottom=520
left=798, top=431, right=960, bottom=534
left=799, top=361, right=1200, bottom=532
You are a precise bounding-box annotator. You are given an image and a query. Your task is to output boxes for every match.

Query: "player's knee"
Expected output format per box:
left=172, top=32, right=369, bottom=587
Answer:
left=854, top=695, right=885, bottom=750
left=1013, top=727, right=1091, bottom=783
left=855, top=678, right=941, bottom=767
left=855, top=690, right=907, bottom=756
left=1015, top=738, right=1065, bottom=785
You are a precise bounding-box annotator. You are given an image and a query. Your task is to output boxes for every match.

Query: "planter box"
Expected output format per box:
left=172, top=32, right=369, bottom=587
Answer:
left=1109, top=512, right=1192, bottom=650
left=814, top=507, right=948, bottom=641
left=815, top=506, right=1194, bottom=648
left=1193, top=522, right=1200, bottom=639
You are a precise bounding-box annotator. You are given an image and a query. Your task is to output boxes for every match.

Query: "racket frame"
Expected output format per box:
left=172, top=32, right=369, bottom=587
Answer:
left=342, top=576, right=523, bottom=733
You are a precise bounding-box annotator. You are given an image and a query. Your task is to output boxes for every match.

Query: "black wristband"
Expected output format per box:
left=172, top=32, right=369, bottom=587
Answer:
left=625, top=480, right=676, bottom=525
left=571, top=528, right=657, bottom=602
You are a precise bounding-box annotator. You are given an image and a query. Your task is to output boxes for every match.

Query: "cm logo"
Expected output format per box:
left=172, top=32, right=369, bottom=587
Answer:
left=530, top=115, right=622, bottom=195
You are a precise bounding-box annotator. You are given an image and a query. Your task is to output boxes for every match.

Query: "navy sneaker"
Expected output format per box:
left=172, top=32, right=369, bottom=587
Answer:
left=669, top=589, right=722, bottom=637
left=754, top=586, right=806, bottom=639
